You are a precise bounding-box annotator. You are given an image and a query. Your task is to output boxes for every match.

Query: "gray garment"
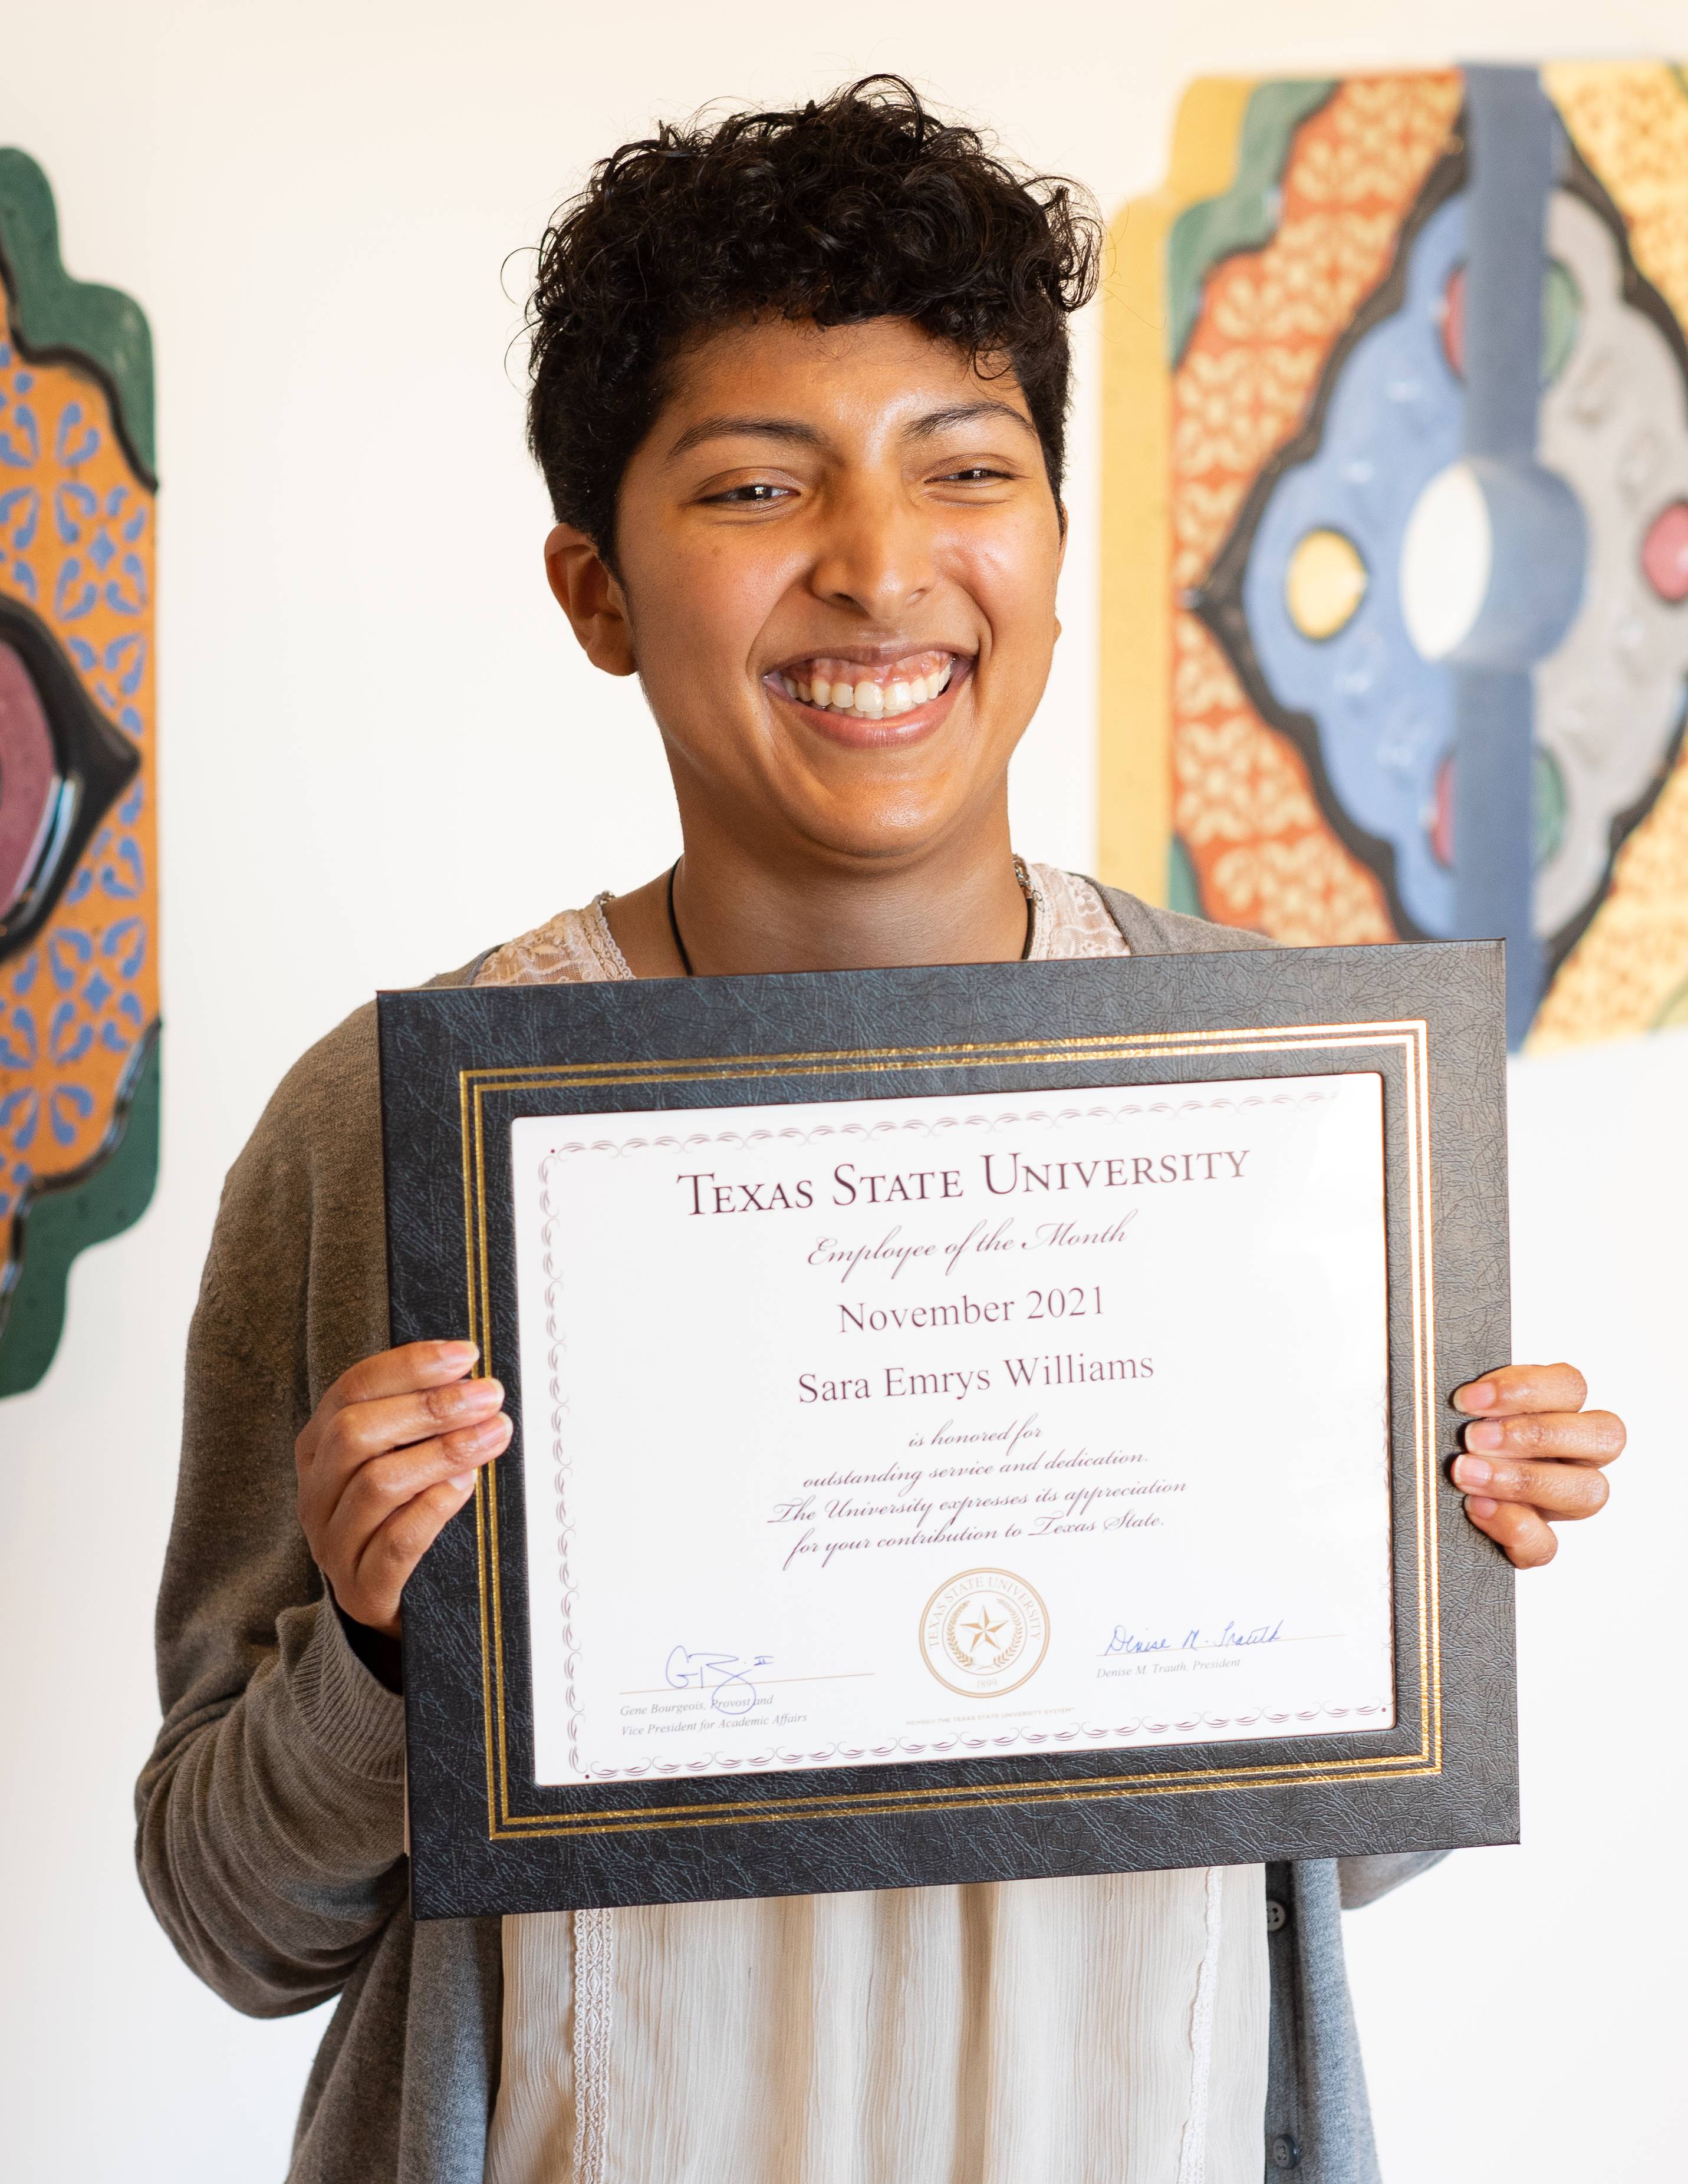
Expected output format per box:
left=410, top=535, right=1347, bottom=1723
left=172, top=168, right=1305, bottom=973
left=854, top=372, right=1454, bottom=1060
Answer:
left=137, top=884, right=1439, bottom=2184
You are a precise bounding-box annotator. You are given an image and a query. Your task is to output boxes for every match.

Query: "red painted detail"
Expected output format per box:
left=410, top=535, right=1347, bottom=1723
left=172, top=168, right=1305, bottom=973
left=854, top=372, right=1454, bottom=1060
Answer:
left=0, top=641, right=58, bottom=915
left=1439, top=263, right=1466, bottom=381
left=1429, top=751, right=1455, bottom=869
left=1641, top=500, right=1688, bottom=605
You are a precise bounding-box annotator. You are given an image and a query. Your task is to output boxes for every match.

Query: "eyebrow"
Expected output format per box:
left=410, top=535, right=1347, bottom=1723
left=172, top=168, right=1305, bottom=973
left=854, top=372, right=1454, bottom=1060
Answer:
left=664, top=416, right=829, bottom=460
left=902, top=400, right=1041, bottom=445
left=664, top=398, right=1040, bottom=463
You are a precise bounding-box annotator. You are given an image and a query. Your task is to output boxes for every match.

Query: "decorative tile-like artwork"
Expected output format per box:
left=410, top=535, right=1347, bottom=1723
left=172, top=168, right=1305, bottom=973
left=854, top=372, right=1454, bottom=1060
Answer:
left=0, top=152, right=157, bottom=1395
left=1101, top=64, right=1688, bottom=1050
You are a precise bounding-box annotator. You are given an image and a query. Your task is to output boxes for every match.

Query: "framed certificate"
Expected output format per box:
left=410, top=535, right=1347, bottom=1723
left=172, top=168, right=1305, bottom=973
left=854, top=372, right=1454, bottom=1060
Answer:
left=379, top=941, right=1515, bottom=1919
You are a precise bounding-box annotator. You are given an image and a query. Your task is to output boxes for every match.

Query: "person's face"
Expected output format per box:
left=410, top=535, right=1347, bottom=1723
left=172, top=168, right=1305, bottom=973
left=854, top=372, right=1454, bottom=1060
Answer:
left=547, top=315, right=1065, bottom=869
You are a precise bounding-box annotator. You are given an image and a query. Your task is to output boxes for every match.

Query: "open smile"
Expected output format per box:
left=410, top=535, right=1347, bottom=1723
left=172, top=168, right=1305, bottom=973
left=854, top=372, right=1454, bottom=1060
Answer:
left=764, top=648, right=971, bottom=746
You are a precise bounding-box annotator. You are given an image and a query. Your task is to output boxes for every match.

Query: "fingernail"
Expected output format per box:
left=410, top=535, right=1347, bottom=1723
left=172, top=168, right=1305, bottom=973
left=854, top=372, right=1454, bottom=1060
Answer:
left=462, top=1418, right=506, bottom=1451
left=1466, top=1422, right=1503, bottom=1452
left=449, top=1471, right=475, bottom=1491
left=458, top=1378, right=504, bottom=1409
left=1466, top=1495, right=1498, bottom=1518
left=1455, top=1380, right=1497, bottom=1413
left=440, top=1341, right=479, bottom=1364
left=1455, top=1454, right=1492, bottom=1487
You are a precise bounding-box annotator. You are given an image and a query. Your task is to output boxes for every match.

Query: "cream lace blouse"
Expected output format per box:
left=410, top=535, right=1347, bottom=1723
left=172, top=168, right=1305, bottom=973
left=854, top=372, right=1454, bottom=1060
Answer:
left=477, top=865, right=1268, bottom=2184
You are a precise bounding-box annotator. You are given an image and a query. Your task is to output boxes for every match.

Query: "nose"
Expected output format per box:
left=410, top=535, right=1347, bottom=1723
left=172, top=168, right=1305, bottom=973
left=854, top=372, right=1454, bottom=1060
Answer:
left=808, top=473, right=937, bottom=622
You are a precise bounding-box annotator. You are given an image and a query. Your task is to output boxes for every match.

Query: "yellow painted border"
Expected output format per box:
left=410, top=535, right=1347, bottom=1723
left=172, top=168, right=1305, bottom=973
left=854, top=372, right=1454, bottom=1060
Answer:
left=1097, top=78, right=1257, bottom=904
left=454, top=1020, right=1440, bottom=1843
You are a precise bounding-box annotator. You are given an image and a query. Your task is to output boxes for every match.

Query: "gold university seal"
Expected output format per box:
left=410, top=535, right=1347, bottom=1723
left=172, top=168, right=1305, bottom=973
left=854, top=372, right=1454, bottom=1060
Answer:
left=919, top=1568, right=1050, bottom=1698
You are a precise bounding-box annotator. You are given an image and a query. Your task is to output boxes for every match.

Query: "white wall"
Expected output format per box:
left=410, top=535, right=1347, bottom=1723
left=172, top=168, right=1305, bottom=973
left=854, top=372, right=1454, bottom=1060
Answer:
left=2, top=4, right=1684, bottom=2176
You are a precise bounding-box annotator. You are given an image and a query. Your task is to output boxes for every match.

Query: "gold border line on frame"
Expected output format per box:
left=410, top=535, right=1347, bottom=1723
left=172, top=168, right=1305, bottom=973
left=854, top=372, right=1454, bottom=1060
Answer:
left=455, top=1022, right=1438, bottom=1842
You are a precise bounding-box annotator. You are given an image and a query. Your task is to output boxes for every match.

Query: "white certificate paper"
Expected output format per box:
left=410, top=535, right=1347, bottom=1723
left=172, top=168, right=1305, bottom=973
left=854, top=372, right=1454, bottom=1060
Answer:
left=510, top=1072, right=1394, bottom=1787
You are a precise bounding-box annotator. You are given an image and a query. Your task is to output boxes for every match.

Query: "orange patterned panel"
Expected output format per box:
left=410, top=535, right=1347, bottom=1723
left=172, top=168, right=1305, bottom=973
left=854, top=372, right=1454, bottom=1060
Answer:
left=1170, top=73, right=1462, bottom=943
left=0, top=301, right=156, bottom=1207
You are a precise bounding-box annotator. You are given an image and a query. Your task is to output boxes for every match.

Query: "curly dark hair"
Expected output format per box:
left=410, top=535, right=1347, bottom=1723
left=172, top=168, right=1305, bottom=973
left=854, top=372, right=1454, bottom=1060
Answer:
left=525, top=77, right=1101, bottom=556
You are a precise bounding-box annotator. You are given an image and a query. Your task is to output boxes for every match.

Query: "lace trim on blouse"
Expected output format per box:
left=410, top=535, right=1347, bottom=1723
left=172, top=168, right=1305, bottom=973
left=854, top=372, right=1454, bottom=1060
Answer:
left=475, top=862, right=1127, bottom=989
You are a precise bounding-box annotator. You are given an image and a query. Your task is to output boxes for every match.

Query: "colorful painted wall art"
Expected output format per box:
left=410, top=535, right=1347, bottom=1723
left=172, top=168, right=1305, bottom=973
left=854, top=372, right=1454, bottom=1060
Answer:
left=1101, top=64, right=1688, bottom=1050
left=0, top=151, right=157, bottom=1396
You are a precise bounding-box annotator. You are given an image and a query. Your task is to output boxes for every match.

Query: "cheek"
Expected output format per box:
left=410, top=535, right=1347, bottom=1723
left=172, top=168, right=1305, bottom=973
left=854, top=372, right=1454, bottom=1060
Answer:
left=626, top=528, right=794, bottom=693
left=957, top=526, right=1061, bottom=676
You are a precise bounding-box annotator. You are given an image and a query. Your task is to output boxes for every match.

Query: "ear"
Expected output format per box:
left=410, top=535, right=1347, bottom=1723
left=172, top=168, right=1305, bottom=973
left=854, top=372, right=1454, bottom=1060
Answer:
left=544, top=523, right=637, bottom=676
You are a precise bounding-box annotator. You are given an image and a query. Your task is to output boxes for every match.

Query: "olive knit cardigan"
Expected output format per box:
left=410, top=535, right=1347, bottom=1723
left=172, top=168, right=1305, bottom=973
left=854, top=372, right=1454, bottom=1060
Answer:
left=136, top=885, right=1440, bottom=2184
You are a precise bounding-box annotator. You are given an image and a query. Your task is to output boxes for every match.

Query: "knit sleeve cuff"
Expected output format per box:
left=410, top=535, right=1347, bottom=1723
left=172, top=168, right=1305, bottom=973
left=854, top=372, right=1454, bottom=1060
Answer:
left=284, top=1596, right=407, bottom=1786
left=1337, top=1849, right=1450, bottom=1910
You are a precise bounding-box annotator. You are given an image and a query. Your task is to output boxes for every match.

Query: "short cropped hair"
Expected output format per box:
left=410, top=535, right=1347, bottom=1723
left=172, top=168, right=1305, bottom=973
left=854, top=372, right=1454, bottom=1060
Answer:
left=525, top=76, right=1101, bottom=556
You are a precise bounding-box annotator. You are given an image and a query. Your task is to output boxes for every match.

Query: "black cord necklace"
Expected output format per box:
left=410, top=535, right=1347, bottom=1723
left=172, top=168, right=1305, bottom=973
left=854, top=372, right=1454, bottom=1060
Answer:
left=666, top=857, right=1037, bottom=976
left=666, top=859, right=696, bottom=977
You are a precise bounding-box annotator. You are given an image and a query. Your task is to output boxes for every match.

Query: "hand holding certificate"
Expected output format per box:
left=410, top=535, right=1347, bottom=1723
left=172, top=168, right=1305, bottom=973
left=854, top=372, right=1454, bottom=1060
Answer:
left=380, top=941, right=1517, bottom=1918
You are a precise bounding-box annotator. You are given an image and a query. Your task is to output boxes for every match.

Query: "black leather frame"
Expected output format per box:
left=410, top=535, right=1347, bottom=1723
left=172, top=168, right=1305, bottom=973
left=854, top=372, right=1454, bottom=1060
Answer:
left=379, top=941, right=1515, bottom=1919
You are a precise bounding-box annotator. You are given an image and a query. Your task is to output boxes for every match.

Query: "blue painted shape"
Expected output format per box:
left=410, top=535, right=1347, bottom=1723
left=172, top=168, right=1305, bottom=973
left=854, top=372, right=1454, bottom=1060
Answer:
left=1455, top=66, right=1558, bottom=1048
left=1241, top=195, right=1467, bottom=938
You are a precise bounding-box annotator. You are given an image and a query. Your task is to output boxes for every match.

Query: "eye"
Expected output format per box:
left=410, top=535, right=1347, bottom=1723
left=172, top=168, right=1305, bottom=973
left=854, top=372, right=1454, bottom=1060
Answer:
left=934, top=464, right=1016, bottom=486
left=702, top=482, right=797, bottom=506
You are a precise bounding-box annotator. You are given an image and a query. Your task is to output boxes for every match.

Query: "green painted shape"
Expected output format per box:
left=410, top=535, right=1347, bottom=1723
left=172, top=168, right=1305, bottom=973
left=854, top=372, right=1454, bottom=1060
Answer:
left=1167, top=835, right=1204, bottom=918
left=0, top=148, right=155, bottom=481
left=1533, top=744, right=1568, bottom=868
left=1653, top=972, right=1688, bottom=1032
left=0, top=1029, right=160, bottom=1398
left=1167, top=80, right=1338, bottom=365
left=1539, top=257, right=1581, bottom=388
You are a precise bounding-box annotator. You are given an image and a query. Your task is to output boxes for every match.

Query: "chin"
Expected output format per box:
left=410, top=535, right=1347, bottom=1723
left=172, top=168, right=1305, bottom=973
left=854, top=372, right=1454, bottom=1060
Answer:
left=781, top=782, right=989, bottom=869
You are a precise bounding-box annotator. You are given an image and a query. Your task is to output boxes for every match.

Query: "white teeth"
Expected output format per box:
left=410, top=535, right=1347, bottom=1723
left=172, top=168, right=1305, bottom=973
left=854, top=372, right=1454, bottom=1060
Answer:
left=782, top=659, right=958, bottom=713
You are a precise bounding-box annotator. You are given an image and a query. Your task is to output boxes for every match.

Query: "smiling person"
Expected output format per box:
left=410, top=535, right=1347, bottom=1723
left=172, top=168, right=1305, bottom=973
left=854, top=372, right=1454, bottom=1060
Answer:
left=137, top=80, right=1625, bottom=2184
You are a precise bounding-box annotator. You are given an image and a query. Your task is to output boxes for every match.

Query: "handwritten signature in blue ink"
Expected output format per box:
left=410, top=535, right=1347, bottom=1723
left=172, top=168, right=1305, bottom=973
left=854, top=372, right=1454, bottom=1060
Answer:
left=664, top=1645, right=774, bottom=1717
left=1103, top=1618, right=1284, bottom=1657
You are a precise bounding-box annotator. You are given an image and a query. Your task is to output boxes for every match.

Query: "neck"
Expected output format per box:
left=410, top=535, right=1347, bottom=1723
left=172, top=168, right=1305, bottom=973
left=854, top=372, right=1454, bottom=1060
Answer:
left=601, top=803, right=1031, bottom=978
